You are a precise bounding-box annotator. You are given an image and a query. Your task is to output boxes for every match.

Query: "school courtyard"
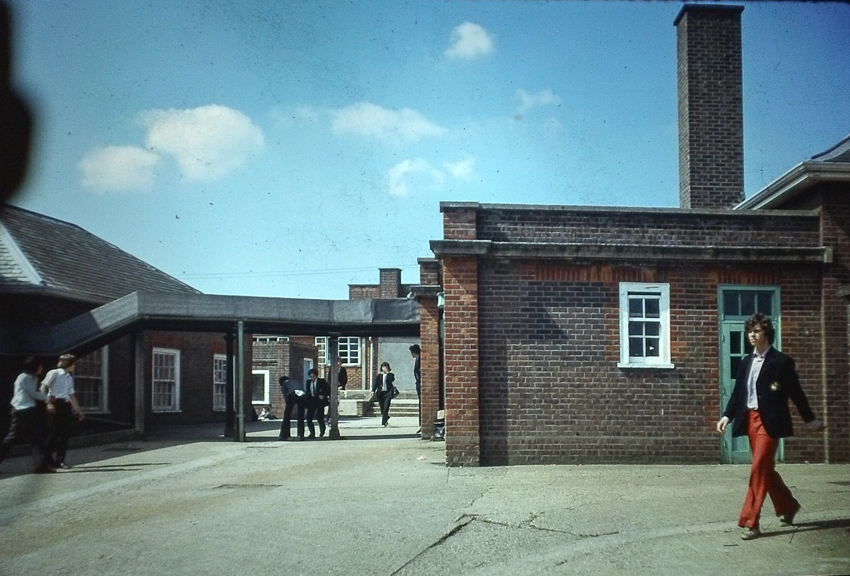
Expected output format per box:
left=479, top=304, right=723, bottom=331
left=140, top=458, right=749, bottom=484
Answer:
left=1, top=416, right=848, bottom=576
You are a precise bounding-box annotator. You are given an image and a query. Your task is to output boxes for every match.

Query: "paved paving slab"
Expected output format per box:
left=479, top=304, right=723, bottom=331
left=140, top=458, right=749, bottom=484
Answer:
left=1, top=416, right=848, bottom=576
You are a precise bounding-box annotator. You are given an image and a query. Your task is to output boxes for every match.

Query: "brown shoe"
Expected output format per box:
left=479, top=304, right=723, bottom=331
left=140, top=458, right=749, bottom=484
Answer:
left=33, top=463, right=56, bottom=474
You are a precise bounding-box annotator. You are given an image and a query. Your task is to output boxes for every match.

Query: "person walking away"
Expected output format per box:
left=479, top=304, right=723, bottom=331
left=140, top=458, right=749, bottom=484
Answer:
left=304, top=368, right=330, bottom=438
left=278, top=375, right=305, bottom=440
left=0, top=357, right=55, bottom=474
left=372, top=362, right=395, bottom=427
left=41, top=354, right=85, bottom=469
left=716, top=313, right=823, bottom=540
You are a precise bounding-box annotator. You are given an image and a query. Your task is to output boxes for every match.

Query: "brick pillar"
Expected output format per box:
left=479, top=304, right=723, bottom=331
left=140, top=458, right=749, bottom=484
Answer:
left=418, top=296, right=441, bottom=440
left=442, top=255, right=480, bottom=466
left=676, top=4, right=745, bottom=209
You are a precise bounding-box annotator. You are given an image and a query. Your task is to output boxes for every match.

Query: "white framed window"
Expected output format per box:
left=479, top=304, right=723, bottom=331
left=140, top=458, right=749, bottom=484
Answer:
left=152, top=348, right=181, bottom=412
left=251, top=369, right=270, bottom=405
left=253, top=335, right=289, bottom=343
left=618, top=283, right=673, bottom=369
left=213, top=354, right=227, bottom=412
left=338, top=336, right=360, bottom=365
left=315, top=337, right=328, bottom=366
left=75, top=346, right=108, bottom=412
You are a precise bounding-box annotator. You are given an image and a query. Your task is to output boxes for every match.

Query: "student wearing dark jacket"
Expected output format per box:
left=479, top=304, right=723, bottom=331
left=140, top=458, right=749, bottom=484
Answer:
left=304, top=368, right=330, bottom=438
left=278, top=375, right=305, bottom=441
left=717, top=314, right=823, bottom=540
left=372, top=362, right=395, bottom=427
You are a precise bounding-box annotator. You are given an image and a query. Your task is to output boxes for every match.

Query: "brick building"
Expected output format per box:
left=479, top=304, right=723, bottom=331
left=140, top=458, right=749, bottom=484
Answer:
left=422, top=4, right=849, bottom=466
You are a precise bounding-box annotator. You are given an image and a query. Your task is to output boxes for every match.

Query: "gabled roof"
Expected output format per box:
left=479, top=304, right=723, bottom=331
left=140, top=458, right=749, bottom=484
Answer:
left=0, top=204, right=199, bottom=304
left=736, top=133, right=850, bottom=210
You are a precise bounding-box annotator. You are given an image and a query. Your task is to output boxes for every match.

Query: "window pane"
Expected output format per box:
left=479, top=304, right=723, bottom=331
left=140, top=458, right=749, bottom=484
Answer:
left=629, top=337, right=643, bottom=357
left=731, top=357, right=741, bottom=379
left=251, top=374, right=265, bottom=402
left=730, top=331, right=741, bottom=355
left=741, top=292, right=755, bottom=316
left=628, top=299, right=643, bottom=318
left=644, top=298, right=660, bottom=318
left=724, top=293, right=739, bottom=317
left=646, top=338, right=660, bottom=356
left=757, top=292, right=772, bottom=316
left=645, top=322, right=660, bottom=336
left=628, top=322, right=643, bottom=336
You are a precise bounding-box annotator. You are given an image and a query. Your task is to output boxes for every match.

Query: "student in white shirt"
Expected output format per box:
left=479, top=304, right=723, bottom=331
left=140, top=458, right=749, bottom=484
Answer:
left=41, top=354, right=85, bottom=469
left=0, top=356, right=55, bottom=473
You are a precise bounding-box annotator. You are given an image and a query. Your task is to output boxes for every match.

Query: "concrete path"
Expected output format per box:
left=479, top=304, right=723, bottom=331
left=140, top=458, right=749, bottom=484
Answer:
left=1, top=416, right=848, bottom=576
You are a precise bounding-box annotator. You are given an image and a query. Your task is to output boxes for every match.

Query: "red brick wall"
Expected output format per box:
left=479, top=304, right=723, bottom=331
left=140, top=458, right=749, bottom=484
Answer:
left=473, top=261, right=825, bottom=465
left=442, top=256, right=481, bottom=466
left=418, top=297, right=441, bottom=439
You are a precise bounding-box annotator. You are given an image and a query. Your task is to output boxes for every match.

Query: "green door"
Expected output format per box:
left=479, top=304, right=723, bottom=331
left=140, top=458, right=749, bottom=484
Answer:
left=718, top=288, right=782, bottom=464
left=720, top=324, right=753, bottom=463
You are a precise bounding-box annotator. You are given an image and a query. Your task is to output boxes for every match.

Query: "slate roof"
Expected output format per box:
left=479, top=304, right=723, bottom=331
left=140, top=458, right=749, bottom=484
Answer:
left=0, top=204, right=199, bottom=303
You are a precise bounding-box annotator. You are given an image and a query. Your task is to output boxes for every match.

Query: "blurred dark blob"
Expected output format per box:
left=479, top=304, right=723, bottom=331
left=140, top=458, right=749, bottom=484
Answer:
left=1, top=0, right=33, bottom=205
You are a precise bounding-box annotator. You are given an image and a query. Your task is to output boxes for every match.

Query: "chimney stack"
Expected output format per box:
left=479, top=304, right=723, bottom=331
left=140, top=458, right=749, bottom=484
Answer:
left=675, top=4, right=745, bottom=210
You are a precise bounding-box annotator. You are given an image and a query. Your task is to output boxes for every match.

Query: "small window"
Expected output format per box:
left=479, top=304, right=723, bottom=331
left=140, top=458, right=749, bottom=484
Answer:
left=75, top=346, right=108, bottom=412
left=213, top=354, right=227, bottom=412
left=251, top=370, right=270, bottom=405
left=152, top=348, right=181, bottom=412
left=315, top=336, right=328, bottom=366
left=338, top=337, right=360, bottom=365
left=618, top=283, right=673, bottom=369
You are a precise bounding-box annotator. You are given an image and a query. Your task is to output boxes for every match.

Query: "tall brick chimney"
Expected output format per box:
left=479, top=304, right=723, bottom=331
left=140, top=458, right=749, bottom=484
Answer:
left=675, top=4, right=745, bottom=210
left=378, top=268, right=402, bottom=298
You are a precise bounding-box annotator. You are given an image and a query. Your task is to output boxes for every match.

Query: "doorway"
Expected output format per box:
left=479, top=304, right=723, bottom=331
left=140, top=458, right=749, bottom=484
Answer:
left=718, top=287, right=781, bottom=463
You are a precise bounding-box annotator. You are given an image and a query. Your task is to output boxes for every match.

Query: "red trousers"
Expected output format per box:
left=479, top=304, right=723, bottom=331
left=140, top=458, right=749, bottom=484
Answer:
left=738, top=410, right=799, bottom=530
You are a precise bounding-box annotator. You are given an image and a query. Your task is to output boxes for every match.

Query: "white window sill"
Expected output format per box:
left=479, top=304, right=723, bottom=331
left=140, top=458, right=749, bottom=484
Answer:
left=152, top=409, right=182, bottom=413
left=617, top=362, right=675, bottom=370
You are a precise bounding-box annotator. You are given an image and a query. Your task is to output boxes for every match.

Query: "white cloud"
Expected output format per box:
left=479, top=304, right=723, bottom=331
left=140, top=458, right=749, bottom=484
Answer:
left=444, top=157, right=476, bottom=180
left=141, top=105, right=264, bottom=181
left=444, top=22, right=494, bottom=60
left=332, top=102, right=447, bottom=143
left=79, top=145, right=160, bottom=192
left=515, top=89, right=561, bottom=113
left=387, top=158, right=445, bottom=197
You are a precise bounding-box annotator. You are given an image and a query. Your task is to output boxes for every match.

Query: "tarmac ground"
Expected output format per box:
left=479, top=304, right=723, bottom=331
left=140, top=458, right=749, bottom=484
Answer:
left=1, top=416, right=849, bottom=576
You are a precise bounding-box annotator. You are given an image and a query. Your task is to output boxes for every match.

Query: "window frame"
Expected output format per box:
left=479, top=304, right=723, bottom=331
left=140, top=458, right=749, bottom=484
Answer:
left=74, top=346, right=109, bottom=413
left=251, top=369, right=270, bottom=405
left=618, top=282, right=674, bottom=369
left=338, top=336, right=360, bottom=366
left=152, top=348, right=181, bottom=412
left=213, top=354, right=227, bottom=412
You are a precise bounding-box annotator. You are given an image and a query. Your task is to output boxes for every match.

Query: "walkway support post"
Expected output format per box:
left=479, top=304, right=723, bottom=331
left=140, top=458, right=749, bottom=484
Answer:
left=236, top=320, right=246, bottom=442
left=133, top=332, right=145, bottom=436
left=329, top=334, right=340, bottom=439
left=224, top=331, right=235, bottom=438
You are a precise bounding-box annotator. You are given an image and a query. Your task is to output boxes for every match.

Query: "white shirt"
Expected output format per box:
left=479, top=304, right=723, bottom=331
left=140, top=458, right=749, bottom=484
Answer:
left=746, top=347, right=769, bottom=410
left=43, top=368, right=75, bottom=399
left=10, top=373, right=47, bottom=410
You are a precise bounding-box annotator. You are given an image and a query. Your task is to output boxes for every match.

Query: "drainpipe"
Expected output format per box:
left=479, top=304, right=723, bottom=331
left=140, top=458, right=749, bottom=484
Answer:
left=236, top=320, right=246, bottom=442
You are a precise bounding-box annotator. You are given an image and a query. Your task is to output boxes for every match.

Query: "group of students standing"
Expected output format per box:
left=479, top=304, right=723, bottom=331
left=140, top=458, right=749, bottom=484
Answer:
left=0, top=354, right=85, bottom=474
left=276, top=344, right=422, bottom=439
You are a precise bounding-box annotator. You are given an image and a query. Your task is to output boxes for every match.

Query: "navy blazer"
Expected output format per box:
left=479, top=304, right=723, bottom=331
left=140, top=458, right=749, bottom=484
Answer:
left=304, top=378, right=331, bottom=406
left=723, top=347, right=816, bottom=439
left=372, top=372, right=395, bottom=394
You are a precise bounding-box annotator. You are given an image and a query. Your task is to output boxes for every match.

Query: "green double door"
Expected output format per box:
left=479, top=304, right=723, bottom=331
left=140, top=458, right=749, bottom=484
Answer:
left=718, top=288, right=782, bottom=464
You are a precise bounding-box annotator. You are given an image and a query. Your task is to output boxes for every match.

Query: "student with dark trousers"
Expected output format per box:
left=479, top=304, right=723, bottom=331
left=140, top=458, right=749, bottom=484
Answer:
left=304, top=368, right=330, bottom=438
left=0, top=357, right=55, bottom=473
left=277, top=375, right=305, bottom=441
left=372, top=362, right=395, bottom=427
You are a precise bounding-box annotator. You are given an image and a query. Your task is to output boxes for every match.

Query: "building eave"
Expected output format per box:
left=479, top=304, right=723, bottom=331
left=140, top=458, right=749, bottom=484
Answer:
left=736, top=162, right=850, bottom=210
left=431, top=239, right=828, bottom=264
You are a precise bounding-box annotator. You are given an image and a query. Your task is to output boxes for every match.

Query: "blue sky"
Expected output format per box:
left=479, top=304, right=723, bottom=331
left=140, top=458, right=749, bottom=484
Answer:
left=6, top=1, right=850, bottom=299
